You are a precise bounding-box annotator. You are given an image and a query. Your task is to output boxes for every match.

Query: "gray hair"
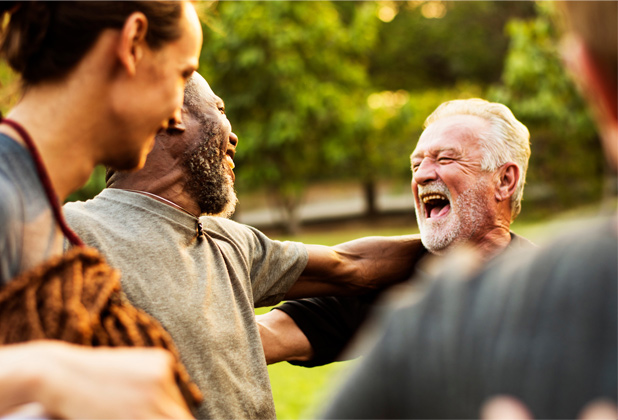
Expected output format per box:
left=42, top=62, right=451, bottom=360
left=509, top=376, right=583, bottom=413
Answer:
left=424, top=98, right=531, bottom=220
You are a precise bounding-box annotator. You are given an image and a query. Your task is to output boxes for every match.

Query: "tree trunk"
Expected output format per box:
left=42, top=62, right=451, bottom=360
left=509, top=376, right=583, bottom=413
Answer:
left=363, top=180, right=378, bottom=219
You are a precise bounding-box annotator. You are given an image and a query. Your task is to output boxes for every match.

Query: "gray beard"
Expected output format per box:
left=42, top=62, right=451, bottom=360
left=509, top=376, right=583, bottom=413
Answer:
left=182, top=130, right=237, bottom=218
left=415, top=181, right=492, bottom=255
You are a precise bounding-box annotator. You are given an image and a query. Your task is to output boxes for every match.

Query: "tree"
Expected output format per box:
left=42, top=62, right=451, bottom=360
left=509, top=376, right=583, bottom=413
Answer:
left=200, top=1, right=380, bottom=233
left=367, top=1, right=535, bottom=91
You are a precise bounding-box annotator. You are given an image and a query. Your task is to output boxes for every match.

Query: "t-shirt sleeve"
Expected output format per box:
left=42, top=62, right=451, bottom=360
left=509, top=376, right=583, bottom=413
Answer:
left=274, top=293, right=380, bottom=367
left=241, top=224, right=309, bottom=307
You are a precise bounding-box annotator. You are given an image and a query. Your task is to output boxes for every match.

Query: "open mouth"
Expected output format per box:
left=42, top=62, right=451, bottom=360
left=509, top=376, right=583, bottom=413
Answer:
left=421, top=193, right=450, bottom=219
left=225, top=146, right=235, bottom=170
left=225, top=154, right=235, bottom=170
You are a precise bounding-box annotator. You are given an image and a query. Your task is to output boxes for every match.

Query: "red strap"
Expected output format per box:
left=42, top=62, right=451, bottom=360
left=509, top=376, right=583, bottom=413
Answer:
left=2, top=118, right=85, bottom=247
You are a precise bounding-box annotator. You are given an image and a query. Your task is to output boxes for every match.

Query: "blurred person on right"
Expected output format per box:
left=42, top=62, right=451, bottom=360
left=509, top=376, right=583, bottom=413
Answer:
left=321, top=1, right=617, bottom=418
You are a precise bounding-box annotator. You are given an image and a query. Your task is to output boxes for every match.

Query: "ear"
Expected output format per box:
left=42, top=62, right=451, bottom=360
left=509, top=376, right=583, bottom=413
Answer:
left=494, top=163, right=519, bottom=202
left=117, top=12, right=149, bottom=76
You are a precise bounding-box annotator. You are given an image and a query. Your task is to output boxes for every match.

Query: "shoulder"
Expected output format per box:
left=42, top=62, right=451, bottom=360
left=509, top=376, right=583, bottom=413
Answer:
left=63, top=193, right=120, bottom=235
left=0, top=138, right=41, bottom=224
left=432, top=217, right=616, bottom=329
left=508, top=231, right=536, bottom=249
left=64, top=196, right=101, bottom=224
left=393, top=217, right=617, bottom=332
left=201, top=216, right=304, bottom=249
left=0, top=173, right=21, bottom=225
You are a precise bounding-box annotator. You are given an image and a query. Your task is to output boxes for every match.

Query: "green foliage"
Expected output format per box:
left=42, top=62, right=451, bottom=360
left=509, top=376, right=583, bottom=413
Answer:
left=0, top=62, right=20, bottom=116
left=329, top=83, right=484, bottom=184
left=63, top=0, right=607, bottom=220
left=197, top=1, right=538, bottom=230
left=368, top=1, right=535, bottom=91
left=201, top=1, right=382, bottom=231
left=488, top=2, right=604, bottom=212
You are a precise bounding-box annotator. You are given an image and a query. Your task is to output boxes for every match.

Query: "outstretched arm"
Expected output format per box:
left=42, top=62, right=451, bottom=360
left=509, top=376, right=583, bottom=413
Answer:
left=284, top=234, right=425, bottom=299
left=257, top=294, right=378, bottom=365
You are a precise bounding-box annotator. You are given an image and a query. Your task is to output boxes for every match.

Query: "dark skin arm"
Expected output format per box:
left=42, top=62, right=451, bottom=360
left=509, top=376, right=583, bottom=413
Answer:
left=257, top=234, right=424, bottom=365
left=284, top=234, right=425, bottom=299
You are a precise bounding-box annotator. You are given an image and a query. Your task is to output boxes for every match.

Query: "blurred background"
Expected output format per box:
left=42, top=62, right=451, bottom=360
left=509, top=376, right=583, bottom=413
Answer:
left=0, top=0, right=612, bottom=235
left=1, top=1, right=615, bottom=418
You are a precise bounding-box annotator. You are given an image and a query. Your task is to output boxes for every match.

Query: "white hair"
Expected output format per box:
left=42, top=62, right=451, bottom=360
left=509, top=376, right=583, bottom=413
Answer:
left=424, top=98, right=531, bottom=220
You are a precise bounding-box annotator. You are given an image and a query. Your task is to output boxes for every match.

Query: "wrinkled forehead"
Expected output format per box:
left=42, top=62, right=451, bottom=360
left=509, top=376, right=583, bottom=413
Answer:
left=412, top=114, right=488, bottom=157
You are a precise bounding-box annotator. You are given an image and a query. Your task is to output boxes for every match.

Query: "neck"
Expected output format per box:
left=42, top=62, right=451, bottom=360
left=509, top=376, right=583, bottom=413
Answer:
left=111, top=172, right=201, bottom=218
left=470, top=225, right=513, bottom=261
left=2, top=82, right=106, bottom=202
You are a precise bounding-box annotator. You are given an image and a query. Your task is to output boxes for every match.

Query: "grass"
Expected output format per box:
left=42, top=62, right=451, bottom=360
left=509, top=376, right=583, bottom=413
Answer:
left=256, top=303, right=357, bottom=419
left=259, top=201, right=616, bottom=419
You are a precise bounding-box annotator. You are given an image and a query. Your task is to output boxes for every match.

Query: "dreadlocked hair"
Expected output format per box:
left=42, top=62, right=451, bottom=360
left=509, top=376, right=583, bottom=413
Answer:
left=0, top=246, right=202, bottom=409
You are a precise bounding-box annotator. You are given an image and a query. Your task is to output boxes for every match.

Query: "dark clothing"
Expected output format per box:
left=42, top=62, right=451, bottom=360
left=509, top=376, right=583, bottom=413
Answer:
left=322, top=218, right=617, bottom=419
left=276, top=292, right=383, bottom=367
left=277, top=232, right=533, bottom=367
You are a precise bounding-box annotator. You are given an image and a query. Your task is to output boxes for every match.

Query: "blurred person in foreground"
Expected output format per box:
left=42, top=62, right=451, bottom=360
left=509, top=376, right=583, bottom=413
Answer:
left=0, top=1, right=202, bottom=418
left=320, top=1, right=617, bottom=418
left=259, top=98, right=534, bottom=366
left=63, top=72, right=425, bottom=420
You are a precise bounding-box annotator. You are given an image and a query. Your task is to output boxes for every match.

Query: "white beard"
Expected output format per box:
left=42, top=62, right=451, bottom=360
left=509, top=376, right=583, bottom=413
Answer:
left=416, top=180, right=493, bottom=255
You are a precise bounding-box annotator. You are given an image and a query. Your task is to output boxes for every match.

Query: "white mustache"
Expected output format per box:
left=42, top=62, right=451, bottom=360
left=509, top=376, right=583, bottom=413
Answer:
left=417, top=181, right=452, bottom=201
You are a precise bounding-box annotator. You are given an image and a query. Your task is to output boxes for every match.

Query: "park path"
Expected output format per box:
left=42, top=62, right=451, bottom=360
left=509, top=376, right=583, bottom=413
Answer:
left=234, top=181, right=415, bottom=229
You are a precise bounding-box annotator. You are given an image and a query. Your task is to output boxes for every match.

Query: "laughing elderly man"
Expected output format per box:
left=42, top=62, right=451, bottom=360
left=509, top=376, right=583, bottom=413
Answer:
left=63, top=72, right=424, bottom=420
left=258, top=98, right=534, bottom=366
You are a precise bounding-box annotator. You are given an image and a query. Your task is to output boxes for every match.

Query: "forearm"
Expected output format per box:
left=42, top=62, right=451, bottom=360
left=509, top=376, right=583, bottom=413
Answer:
left=333, top=234, right=424, bottom=287
left=0, top=341, right=193, bottom=419
left=0, top=343, right=43, bottom=415
left=286, top=234, right=425, bottom=298
left=257, top=310, right=314, bottom=364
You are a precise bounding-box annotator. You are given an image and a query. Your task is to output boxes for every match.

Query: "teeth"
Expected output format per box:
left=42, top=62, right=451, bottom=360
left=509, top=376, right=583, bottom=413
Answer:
left=225, top=155, right=235, bottom=169
left=421, top=194, right=446, bottom=204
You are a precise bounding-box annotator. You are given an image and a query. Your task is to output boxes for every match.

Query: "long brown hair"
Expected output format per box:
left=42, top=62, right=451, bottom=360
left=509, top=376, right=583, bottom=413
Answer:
left=0, top=1, right=185, bottom=86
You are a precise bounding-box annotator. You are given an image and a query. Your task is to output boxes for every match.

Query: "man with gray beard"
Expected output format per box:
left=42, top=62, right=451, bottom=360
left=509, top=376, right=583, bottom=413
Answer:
left=258, top=98, right=533, bottom=367
left=62, top=72, right=424, bottom=419
left=411, top=99, right=530, bottom=257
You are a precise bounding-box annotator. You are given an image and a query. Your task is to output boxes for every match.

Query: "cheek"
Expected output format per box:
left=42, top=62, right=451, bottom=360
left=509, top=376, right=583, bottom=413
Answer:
left=411, top=181, right=422, bottom=204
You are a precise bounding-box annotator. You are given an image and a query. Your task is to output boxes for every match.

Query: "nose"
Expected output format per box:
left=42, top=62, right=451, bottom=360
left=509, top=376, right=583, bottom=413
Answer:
left=169, top=107, right=183, bottom=128
left=413, top=159, right=437, bottom=185
left=228, top=132, right=238, bottom=148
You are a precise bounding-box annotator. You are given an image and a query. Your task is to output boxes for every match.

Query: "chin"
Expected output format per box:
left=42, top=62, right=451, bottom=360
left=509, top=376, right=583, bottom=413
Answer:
left=104, top=152, right=143, bottom=172
left=214, top=188, right=238, bottom=219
